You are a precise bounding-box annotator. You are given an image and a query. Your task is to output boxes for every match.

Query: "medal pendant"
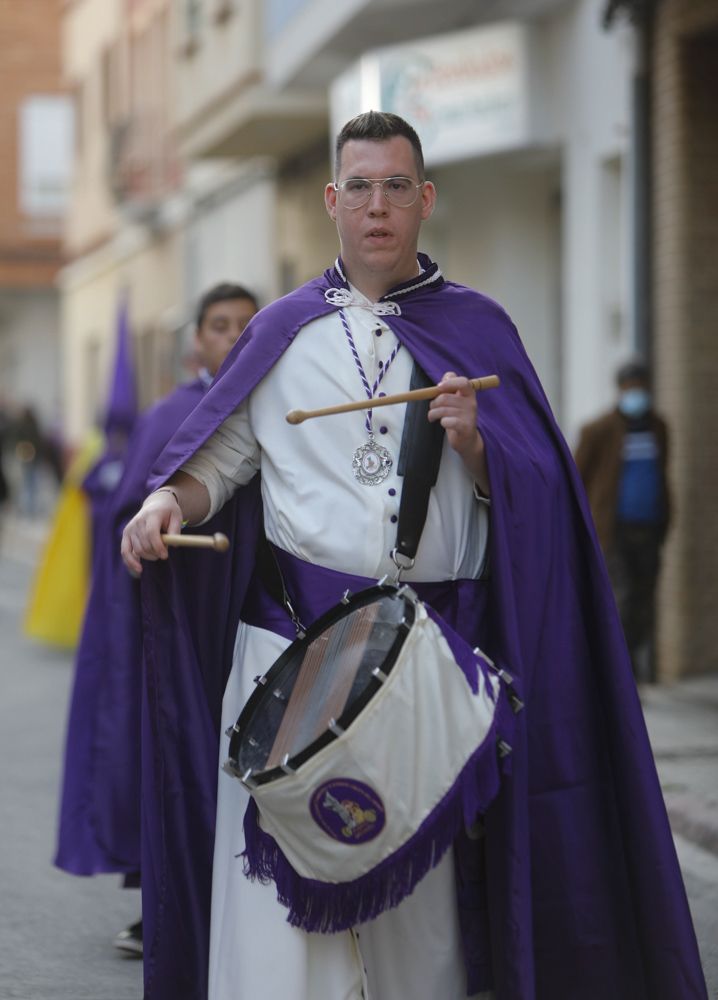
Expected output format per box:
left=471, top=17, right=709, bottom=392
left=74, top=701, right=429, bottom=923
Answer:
left=352, top=438, right=392, bottom=486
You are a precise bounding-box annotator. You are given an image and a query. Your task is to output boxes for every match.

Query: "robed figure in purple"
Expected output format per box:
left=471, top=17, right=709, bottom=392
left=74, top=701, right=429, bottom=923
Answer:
left=123, top=114, right=707, bottom=1000
left=82, top=294, right=138, bottom=572
left=54, top=285, right=259, bottom=954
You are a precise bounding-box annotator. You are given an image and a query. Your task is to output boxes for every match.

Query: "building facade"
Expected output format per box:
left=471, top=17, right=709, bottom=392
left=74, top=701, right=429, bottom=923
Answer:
left=60, top=0, right=184, bottom=444
left=59, top=0, right=718, bottom=679
left=0, top=0, right=71, bottom=430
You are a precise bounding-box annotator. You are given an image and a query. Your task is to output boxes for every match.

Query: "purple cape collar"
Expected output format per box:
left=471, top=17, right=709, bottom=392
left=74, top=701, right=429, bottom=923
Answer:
left=147, top=251, right=449, bottom=491
left=329, top=252, right=444, bottom=301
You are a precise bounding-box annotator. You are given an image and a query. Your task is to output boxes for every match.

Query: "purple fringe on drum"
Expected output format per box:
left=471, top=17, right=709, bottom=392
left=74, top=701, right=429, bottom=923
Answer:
left=241, top=691, right=514, bottom=934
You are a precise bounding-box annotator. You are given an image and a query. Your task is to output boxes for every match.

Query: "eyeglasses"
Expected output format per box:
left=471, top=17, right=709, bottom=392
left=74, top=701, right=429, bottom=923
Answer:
left=333, top=176, right=425, bottom=210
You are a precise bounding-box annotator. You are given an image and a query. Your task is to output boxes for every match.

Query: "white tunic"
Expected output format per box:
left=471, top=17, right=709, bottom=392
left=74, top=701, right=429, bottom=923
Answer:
left=182, top=292, right=491, bottom=1000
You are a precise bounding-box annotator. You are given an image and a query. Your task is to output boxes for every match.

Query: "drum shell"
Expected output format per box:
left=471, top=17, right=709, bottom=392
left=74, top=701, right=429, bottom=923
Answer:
left=248, top=601, right=500, bottom=885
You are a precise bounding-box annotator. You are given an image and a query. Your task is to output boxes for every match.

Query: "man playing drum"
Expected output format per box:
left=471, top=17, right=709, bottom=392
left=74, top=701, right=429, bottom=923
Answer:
left=122, top=113, right=707, bottom=1000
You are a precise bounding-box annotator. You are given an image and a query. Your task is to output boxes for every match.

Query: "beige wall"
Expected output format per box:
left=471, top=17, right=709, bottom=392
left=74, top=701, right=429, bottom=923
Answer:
left=654, top=0, right=718, bottom=679
left=60, top=0, right=183, bottom=444
left=62, top=0, right=123, bottom=255
left=276, top=155, right=338, bottom=292
left=173, top=0, right=262, bottom=138
left=63, top=0, right=176, bottom=256
left=61, top=226, right=183, bottom=444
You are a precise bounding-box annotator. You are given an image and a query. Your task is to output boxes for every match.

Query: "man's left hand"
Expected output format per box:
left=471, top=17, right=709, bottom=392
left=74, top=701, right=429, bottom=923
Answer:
left=428, top=372, right=490, bottom=496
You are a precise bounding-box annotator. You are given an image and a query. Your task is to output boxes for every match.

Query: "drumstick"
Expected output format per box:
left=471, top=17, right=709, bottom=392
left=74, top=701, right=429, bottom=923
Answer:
left=160, top=532, right=230, bottom=552
left=286, top=374, right=500, bottom=425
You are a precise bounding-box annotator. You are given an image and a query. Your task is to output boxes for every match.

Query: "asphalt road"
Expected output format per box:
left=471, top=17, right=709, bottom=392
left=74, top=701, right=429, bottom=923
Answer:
left=0, top=548, right=142, bottom=1000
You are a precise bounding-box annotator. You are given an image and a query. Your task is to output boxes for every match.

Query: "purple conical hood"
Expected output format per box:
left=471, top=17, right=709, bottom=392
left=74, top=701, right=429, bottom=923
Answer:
left=103, top=292, right=137, bottom=435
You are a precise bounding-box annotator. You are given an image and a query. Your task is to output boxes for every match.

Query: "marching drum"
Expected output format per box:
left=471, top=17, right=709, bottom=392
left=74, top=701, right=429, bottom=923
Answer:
left=224, top=580, right=517, bottom=933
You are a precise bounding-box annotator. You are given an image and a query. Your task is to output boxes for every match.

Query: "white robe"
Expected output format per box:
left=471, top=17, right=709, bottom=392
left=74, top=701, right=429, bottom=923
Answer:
left=183, top=293, right=492, bottom=1000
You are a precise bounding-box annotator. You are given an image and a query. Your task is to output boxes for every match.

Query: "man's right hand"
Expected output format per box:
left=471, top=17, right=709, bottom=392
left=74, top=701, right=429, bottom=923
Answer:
left=121, top=490, right=183, bottom=576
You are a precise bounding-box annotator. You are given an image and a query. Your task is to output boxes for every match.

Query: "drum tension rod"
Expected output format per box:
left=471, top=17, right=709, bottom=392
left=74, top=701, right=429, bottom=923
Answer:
left=221, top=758, right=240, bottom=778
left=398, top=616, right=412, bottom=634
left=328, top=718, right=345, bottom=737
left=396, top=582, right=419, bottom=604
left=497, top=740, right=513, bottom=758
left=280, top=754, right=297, bottom=775
left=240, top=768, right=258, bottom=789
left=476, top=651, right=524, bottom=713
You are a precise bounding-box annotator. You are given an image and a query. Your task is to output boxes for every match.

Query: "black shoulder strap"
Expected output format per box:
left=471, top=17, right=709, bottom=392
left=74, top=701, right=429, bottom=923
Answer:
left=394, top=363, right=445, bottom=560
left=257, top=362, right=445, bottom=614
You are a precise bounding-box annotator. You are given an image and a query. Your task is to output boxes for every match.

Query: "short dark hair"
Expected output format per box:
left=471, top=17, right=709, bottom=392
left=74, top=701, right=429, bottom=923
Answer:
left=195, top=282, right=259, bottom=329
left=334, top=111, right=425, bottom=180
left=616, top=358, right=649, bottom=387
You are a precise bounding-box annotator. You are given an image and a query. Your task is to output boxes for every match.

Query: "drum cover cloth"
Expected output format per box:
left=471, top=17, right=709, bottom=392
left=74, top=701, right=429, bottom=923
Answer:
left=240, top=602, right=503, bottom=928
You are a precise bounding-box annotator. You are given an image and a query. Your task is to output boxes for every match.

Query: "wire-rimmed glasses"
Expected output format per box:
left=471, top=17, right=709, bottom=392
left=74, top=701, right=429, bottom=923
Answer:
left=333, top=176, right=425, bottom=210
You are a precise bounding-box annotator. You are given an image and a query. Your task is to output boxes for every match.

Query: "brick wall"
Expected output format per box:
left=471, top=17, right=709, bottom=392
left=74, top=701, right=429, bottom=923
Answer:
left=654, top=0, right=718, bottom=678
left=0, top=0, right=64, bottom=287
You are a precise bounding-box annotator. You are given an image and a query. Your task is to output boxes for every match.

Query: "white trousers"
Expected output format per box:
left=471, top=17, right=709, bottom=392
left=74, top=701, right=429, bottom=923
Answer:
left=209, top=622, right=491, bottom=1000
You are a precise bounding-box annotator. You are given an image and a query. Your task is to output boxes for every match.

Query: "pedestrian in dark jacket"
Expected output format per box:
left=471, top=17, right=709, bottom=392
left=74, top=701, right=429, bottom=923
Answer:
left=575, top=359, right=671, bottom=680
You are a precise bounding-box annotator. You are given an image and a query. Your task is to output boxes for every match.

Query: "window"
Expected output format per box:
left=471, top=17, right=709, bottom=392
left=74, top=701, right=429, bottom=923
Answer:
left=18, top=95, right=74, bottom=220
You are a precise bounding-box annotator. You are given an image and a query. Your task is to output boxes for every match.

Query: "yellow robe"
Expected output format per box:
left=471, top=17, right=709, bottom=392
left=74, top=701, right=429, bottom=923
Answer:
left=23, top=430, right=104, bottom=649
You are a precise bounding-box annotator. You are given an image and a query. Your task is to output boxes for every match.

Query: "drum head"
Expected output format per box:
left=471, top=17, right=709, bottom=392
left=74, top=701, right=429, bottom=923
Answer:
left=230, top=585, right=415, bottom=785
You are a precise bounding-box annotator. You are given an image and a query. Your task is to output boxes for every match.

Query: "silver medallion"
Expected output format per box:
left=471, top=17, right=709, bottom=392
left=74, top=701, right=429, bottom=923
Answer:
left=352, top=438, right=393, bottom=485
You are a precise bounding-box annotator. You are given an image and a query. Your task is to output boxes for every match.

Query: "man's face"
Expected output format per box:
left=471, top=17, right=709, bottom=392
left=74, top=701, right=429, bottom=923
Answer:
left=324, top=136, right=436, bottom=297
left=617, top=377, right=651, bottom=419
left=195, top=297, right=257, bottom=375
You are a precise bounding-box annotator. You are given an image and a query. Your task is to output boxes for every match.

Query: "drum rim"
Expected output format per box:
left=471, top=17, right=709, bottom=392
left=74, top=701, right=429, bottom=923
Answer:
left=228, top=583, right=416, bottom=786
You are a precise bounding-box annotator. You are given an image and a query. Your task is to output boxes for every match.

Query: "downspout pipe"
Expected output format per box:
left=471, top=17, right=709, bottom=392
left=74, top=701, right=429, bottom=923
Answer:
left=603, top=0, right=657, bottom=375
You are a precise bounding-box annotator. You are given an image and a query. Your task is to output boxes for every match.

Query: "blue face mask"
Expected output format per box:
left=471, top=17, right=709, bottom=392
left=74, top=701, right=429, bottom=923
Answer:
left=618, top=388, right=651, bottom=418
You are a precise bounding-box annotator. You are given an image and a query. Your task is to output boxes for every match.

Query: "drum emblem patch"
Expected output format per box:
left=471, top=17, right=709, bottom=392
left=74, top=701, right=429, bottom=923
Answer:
left=310, top=779, right=386, bottom=844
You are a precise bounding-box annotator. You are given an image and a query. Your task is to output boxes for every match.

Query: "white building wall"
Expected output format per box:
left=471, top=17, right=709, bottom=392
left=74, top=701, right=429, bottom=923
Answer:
left=545, top=2, right=633, bottom=443
left=423, top=154, right=562, bottom=411
left=184, top=165, right=280, bottom=318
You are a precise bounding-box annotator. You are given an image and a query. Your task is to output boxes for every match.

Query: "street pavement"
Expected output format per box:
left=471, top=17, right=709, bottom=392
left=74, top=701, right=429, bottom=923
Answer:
left=0, top=517, right=142, bottom=1000
left=641, top=678, right=718, bottom=996
left=0, top=512, right=716, bottom=998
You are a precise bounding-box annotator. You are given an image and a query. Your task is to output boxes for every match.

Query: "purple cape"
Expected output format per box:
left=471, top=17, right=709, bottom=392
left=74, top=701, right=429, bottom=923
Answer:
left=55, top=379, right=248, bottom=880
left=81, top=293, right=139, bottom=572
left=82, top=448, right=128, bottom=577
left=140, top=257, right=707, bottom=1000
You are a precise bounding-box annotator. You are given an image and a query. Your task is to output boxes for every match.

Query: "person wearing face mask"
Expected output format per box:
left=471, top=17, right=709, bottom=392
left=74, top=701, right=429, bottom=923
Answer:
left=575, top=359, right=671, bottom=680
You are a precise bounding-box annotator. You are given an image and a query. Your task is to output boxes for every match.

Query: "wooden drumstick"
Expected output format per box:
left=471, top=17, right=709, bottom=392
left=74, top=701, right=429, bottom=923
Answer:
left=286, top=374, right=500, bottom=425
left=160, top=532, right=230, bottom=552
